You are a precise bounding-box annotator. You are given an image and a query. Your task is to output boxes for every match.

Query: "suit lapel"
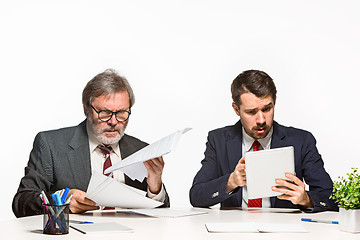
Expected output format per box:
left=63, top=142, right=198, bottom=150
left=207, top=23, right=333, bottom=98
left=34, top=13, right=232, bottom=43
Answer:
left=270, top=121, right=287, bottom=149
left=67, top=120, right=92, bottom=191
left=226, top=121, right=244, bottom=172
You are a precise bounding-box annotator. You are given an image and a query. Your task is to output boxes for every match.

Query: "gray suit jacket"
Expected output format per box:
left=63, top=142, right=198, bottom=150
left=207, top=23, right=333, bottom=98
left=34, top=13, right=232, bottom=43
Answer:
left=12, top=120, right=170, bottom=218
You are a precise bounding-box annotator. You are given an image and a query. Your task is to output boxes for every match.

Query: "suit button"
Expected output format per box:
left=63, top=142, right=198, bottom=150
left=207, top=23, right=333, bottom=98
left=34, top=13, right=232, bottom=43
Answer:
left=212, top=192, right=219, bottom=198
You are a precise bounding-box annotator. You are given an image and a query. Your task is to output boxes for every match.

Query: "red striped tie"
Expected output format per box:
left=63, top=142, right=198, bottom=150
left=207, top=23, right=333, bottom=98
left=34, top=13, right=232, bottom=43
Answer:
left=98, top=145, right=115, bottom=210
left=98, top=145, right=113, bottom=177
left=248, top=140, right=262, bottom=208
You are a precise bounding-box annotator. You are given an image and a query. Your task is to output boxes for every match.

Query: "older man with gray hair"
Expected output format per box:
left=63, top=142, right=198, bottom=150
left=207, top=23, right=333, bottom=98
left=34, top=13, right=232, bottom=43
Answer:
left=13, top=69, right=169, bottom=218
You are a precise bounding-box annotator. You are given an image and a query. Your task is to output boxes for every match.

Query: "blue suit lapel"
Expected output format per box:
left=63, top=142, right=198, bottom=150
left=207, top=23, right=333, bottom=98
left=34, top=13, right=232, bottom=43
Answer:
left=226, top=121, right=244, bottom=172
left=270, top=121, right=287, bottom=148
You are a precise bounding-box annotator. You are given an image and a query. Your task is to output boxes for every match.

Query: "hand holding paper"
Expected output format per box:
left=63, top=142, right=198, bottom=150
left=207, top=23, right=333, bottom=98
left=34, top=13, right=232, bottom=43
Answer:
left=86, top=171, right=163, bottom=208
left=144, top=156, right=164, bottom=194
left=104, top=128, right=191, bottom=181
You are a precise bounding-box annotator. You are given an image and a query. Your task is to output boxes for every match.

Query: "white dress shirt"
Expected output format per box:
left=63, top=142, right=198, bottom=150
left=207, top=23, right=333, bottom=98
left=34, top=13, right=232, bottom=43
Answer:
left=241, top=126, right=273, bottom=208
left=86, top=124, right=166, bottom=203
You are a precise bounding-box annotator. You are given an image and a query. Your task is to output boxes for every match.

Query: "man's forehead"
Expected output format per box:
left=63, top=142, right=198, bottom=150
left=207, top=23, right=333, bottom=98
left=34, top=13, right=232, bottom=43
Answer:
left=240, top=93, right=274, bottom=108
left=92, top=91, right=130, bottom=108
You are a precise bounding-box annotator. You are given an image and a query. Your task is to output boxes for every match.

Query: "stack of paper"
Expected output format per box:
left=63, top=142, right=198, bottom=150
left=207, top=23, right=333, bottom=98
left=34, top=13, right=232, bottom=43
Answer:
left=86, top=172, right=163, bottom=208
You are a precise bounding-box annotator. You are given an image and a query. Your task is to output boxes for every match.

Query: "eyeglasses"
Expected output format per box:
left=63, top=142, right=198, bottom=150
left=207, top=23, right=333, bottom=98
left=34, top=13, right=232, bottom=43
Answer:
left=90, top=104, right=131, bottom=122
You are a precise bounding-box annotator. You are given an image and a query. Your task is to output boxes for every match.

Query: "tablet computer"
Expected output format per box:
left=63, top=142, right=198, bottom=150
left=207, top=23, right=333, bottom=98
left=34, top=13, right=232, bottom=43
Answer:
left=244, top=146, right=295, bottom=199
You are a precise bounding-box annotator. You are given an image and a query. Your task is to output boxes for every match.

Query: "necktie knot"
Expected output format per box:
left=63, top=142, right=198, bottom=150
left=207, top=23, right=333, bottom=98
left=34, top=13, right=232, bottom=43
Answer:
left=98, top=145, right=113, bottom=177
left=98, top=145, right=113, bottom=156
left=252, top=140, right=261, bottom=152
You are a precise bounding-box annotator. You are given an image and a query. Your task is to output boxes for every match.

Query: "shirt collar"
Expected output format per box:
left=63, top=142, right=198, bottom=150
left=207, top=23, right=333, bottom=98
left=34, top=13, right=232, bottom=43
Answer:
left=242, top=126, right=273, bottom=152
left=86, top=121, right=121, bottom=157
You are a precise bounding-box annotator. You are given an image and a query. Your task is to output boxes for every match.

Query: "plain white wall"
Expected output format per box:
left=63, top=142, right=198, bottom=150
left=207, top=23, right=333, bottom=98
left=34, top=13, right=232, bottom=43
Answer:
left=1, top=0, right=359, bottom=221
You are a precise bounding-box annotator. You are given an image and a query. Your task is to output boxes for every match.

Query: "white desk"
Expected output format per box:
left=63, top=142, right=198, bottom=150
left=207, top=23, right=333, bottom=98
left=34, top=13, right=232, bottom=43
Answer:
left=2, top=208, right=358, bottom=239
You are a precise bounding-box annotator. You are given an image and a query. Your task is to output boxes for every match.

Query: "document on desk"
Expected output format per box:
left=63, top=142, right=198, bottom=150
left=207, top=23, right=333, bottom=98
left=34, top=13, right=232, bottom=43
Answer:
left=205, top=222, right=308, bottom=233
left=86, top=171, right=163, bottom=208
left=104, top=128, right=192, bottom=181
left=71, top=222, right=133, bottom=234
left=118, top=208, right=208, bottom=218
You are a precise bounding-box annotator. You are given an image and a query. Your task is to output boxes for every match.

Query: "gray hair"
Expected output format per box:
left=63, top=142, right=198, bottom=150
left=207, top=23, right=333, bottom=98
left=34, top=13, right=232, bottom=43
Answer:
left=82, top=69, right=135, bottom=108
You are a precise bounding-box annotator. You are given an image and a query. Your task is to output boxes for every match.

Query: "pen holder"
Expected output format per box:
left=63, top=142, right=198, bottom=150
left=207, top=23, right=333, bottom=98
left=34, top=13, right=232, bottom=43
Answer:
left=42, top=203, right=70, bottom=235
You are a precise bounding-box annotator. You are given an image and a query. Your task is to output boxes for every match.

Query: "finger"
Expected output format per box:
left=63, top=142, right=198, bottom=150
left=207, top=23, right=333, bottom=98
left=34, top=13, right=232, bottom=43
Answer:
left=69, top=199, right=99, bottom=213
left=144, top=160, right=157, bottom=172
left=235, top=160, right=246, bottom=172
left=147, top=158, right=164, bottom=171
left=143, top=161, right=154, bottom=173
left=148, top=157, right=164, bottom=168
left=275, top=178, right=297, bottom=191
left=70, top=204, right=99, bottom=214
left=272, top=184, right=292, bottom=194
left=276, top=193, right=291, bottom=201
left=70, top=189, right=97, bottom=206
left=234, top=169, right=246, bottom=186
left=145, top=157, right=164, bottom=169
left=285, top=173, right=303, bottom=186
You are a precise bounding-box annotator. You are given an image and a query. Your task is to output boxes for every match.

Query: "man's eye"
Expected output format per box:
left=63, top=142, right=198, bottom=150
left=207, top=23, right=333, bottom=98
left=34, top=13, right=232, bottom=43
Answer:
left=262, top=107, right=270, bottom=112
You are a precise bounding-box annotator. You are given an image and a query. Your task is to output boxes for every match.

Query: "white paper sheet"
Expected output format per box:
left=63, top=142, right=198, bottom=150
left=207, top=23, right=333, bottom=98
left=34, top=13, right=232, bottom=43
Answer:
left=206, top=222, right=259, bottom=233
left=104, top=128, right=191, bottom=181
left=205, top=222, right=308, bottom=233
left=70, top=222, right=133, bottom=234
left=254, top=222, right=308, bottom=233
left=118, top=208, right=208, bottom=218
left=86, top=171, right=163, bottom=209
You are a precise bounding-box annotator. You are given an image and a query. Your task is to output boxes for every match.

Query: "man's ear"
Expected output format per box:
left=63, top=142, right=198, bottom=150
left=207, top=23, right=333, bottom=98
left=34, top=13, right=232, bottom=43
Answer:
left=83, top=105, right=88, bottom=117
left=232, top=102, right=240, bottom=116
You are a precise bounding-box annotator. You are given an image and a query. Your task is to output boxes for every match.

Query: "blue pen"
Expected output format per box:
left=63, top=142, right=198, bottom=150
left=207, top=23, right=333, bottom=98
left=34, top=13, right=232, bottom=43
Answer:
left=53, top=192, right=62, bottom=205
left=301, top=218, right=339, bottom=224
left=52, top=193, right=58, bottom=205
left=69, top=220, right=94, bottom=224
left=61, top=188, right=70, bottom=204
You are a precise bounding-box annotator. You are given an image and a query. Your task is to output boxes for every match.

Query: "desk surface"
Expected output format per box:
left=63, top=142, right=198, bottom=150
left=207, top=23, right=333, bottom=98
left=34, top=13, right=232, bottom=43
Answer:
left=2, top=208, right=358, bottom=239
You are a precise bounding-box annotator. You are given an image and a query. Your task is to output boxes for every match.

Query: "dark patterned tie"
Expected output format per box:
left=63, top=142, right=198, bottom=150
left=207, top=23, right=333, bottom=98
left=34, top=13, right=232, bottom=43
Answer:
left=98, top=145, right=113, bottom=177
left=248, top=140, right=262, bottom=208
left=98, top=145, right=115, bottom=210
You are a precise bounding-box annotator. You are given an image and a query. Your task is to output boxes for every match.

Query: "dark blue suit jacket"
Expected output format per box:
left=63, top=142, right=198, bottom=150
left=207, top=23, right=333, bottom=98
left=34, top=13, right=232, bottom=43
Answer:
left=190, top=120, right=338, bottom=212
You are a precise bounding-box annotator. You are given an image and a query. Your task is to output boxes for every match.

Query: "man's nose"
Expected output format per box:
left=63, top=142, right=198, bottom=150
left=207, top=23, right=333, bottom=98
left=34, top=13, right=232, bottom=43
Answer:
left=107, top=114, right=118, bottom=125
left=257, top=112, right=266, bottom=124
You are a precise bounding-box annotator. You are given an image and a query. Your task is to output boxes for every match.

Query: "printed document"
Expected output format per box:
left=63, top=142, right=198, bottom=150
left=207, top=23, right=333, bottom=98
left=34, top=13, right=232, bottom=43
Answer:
left=86, top=171, right=163, bottom=208
left=104, top=128, right=191, bottom=181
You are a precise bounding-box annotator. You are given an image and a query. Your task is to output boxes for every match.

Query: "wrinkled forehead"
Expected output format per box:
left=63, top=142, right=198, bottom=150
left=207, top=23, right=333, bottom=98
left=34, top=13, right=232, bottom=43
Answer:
left=91, top=91, right=130, bottom=109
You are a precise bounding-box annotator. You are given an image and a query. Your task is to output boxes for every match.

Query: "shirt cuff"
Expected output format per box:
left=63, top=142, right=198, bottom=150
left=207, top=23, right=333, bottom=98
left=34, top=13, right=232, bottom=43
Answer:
left=147, top=184, right=166, bottom=203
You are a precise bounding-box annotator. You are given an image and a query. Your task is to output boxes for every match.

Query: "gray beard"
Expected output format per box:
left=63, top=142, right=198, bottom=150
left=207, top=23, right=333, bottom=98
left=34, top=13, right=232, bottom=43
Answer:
left=87, top=117, right=126, bottom=145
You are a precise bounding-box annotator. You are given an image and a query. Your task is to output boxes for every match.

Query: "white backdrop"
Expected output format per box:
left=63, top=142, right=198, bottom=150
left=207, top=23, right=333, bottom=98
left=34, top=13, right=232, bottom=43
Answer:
left=1, top=0, right=359, bottom=221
